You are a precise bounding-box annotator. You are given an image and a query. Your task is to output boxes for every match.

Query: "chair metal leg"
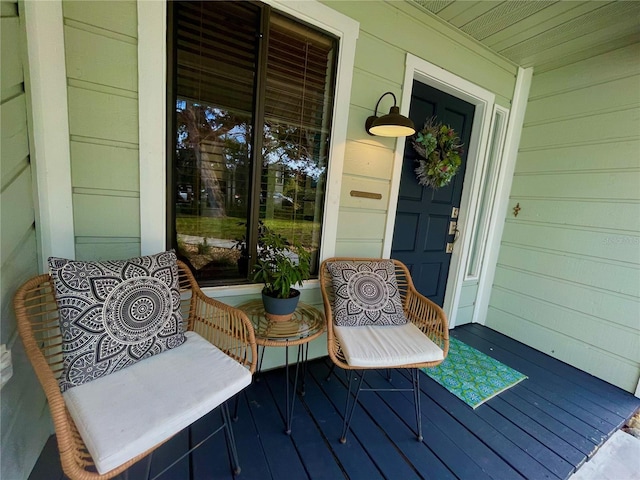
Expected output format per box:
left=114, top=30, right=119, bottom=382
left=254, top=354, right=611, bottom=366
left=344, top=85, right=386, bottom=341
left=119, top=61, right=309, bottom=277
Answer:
left=222, top=401, right=241, bottom=475
left=232, top=393, right=240, bottom=422
left=188, top=425, right=194, bottom=478
left=140, top=451, right=152, bottom=480
left=255, top=346, right=267, bottom=382
left=340, top=370, right=366, bottom=444
left=412, top=369, right=423, bottom=442
left=299, top=343, right=309, bottom=396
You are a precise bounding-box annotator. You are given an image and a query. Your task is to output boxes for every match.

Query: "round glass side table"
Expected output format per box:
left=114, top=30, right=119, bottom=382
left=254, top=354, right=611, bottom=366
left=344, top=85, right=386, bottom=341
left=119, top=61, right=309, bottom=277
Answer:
left=238, top=300, right=325, bottom=434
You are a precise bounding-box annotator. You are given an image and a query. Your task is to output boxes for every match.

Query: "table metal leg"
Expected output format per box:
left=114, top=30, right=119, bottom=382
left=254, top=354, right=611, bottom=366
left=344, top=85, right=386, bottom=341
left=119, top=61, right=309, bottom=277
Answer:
left=284, top=343, right=307, bottom=435
left=284, top=344, right=291, bottom=435
left=291, top=345, right=305, bottom=434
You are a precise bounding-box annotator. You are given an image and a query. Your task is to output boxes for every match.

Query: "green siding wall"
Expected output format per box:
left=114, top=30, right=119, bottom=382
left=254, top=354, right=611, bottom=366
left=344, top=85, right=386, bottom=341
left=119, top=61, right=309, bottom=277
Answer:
left=486, top=43, right=640, bottom=392
left=0, top=1, right=51, bottom=478
left=63, top=0, right=140, bottom=260
left=61, top=1, right=518, bottom=314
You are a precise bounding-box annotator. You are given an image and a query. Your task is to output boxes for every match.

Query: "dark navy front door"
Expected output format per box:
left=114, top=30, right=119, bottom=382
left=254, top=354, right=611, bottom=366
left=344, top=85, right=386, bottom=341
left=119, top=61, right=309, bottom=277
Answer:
left=391, top=80, right=475, bottom=306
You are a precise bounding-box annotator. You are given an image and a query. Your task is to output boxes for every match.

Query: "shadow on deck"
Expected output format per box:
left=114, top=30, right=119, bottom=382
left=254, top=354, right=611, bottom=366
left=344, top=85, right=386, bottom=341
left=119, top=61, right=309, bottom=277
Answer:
left=30, top=324, right=640, bottom=480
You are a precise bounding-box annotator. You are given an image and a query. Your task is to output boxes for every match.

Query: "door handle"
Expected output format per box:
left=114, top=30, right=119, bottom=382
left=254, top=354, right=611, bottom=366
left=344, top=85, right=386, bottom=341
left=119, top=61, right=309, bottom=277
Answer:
left=452, top=227, right=460, bottom=244
left=448, top=222, right=460, bottom=243
left=446, top=228, right=460, bottom=254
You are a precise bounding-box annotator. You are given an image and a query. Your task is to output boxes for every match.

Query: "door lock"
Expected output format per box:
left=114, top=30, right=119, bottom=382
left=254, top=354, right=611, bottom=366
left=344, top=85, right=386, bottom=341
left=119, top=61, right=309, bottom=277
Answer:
left=448, top=221, right=457, bottom=235
left=446, top=243, right=454, bottom=254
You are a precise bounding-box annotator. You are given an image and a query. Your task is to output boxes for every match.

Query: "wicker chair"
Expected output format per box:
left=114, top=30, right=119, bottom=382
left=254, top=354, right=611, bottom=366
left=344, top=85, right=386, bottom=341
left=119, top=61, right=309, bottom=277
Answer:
left=13, top=260, right=257, bottom=480
left=320, top=257, right=449, bottom=443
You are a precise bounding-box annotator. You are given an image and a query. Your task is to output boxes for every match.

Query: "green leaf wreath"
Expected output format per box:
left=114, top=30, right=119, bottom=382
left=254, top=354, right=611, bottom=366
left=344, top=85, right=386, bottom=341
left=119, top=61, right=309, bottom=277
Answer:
left=411, top=117, right=463, bottom=189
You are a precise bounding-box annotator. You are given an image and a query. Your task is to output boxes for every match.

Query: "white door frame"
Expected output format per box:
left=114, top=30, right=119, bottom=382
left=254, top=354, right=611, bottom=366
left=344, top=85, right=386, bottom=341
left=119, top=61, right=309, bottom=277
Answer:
left=382, top=54, right=495, bottom=328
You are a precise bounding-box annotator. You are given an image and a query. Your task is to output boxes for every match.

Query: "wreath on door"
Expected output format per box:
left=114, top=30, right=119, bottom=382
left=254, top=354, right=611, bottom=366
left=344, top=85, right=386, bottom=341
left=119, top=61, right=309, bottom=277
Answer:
left=411, top=117, right=463, bottom=189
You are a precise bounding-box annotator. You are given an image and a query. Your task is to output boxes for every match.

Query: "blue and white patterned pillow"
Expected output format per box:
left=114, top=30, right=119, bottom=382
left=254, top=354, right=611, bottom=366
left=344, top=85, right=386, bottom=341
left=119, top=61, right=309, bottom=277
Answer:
left=326, top=260, right=408, bottom=327
left=49, top=251, right=186, bottom=392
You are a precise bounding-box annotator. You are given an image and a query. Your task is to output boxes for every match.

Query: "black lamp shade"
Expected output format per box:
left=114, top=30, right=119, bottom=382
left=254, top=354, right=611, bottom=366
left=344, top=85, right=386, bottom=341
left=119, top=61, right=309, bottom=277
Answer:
left=368, top=106, right=415, bottom=137
left=365, top=92, right=416, bottom=137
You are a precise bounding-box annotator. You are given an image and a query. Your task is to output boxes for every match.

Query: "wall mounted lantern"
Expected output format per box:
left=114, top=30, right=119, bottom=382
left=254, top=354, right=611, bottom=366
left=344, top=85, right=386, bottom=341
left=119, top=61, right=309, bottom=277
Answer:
left=365, top=91, right=415, bottom=137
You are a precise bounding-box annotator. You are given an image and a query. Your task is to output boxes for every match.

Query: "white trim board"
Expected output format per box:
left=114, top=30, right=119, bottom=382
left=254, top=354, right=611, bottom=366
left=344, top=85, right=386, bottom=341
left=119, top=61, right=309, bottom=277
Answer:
left=465, top=103, right=510, bottom=282
left=137, top=0, right=359, bottom=283
left=23, top=0, right=75, bottom=268
left=473, top=67, right=533, bottom=326
left=138, top=1, right=167, bottom=255
left=383, top=54, right=495, bottom=328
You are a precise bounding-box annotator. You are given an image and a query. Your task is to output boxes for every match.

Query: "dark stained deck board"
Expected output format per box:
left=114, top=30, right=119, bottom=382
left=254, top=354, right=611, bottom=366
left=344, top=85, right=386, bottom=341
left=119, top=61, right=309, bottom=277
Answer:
left=150, top=429, right=192, bottom=479
left=507, top=385, right=604, bottom=449
left=452, top=328, right=622, bottom=434
left=454, top=327, right=624, bottom=430
left=296, top=363, right=388, bottom=480
left=490, top=394, right=588, bottom=466
left=28, top=325, right=640, bottom=480
left=361, top=369, right=525, bottom=480
left=226, top=393, right=275, bottom=479
left=27, top=436, right=64, bottom=480
left=406, top=369, right=564, bottom=480
left=472, top=399, right=572, bottom=479
left=264, top=366, right=350, bottom=480
left=305, top=364, right=423, bottom=480
left=499, top=387, right=601, bottom=457
left=241, top=377, right=309, bottom=479
left=465, top=324, right=637, bottom=419
left=320, top=366, right=458, bottom=480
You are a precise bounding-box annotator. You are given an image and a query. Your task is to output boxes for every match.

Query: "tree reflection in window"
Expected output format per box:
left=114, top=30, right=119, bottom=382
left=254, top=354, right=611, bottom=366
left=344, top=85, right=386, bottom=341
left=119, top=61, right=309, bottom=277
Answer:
left=170, top=1, right=336, bottom=285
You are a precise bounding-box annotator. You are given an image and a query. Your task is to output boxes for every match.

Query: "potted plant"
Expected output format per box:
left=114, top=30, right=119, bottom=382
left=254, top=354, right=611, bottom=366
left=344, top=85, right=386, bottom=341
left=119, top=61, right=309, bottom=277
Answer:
left=252, top=226, right=311, bottom=322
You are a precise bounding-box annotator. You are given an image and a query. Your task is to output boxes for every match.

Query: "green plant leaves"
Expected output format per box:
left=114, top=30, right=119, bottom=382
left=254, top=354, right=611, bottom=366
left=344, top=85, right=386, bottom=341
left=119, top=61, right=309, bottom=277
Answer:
left=411, top=116, right=463, bottom=189
left=252, top=226, right=311, bottom=299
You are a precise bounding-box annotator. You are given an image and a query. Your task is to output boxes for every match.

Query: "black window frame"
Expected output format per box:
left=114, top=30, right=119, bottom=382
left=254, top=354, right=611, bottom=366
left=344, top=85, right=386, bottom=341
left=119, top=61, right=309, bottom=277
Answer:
left=166, top=0, right=338, bottom=287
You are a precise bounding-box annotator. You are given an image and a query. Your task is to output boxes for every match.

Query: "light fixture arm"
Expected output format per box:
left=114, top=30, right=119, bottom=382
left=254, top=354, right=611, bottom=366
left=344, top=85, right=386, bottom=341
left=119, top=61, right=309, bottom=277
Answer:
left=372, top=91, right=397, bottom=118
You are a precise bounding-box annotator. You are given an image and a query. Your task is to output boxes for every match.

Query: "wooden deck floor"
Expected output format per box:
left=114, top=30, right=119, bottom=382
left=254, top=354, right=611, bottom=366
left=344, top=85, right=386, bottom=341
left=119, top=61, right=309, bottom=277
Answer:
left=30, top=324, right=640, bottom=480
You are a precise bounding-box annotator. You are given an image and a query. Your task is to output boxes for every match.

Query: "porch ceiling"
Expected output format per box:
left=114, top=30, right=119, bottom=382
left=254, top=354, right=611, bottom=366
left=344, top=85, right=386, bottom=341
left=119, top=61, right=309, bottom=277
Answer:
left=412, top=0, right=640, bottom=72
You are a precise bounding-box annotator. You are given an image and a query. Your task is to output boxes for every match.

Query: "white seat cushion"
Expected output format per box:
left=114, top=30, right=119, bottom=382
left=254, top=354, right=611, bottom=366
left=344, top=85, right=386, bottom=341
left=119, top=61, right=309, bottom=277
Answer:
left=334, top=322, right=444, bottom=368
left=63, top=331, right=252, bottom=474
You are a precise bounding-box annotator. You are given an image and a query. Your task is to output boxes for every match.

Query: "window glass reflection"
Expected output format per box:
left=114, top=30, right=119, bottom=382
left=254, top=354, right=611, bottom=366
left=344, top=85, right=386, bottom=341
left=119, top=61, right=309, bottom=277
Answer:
left=175, top=100, right=252, bottom=282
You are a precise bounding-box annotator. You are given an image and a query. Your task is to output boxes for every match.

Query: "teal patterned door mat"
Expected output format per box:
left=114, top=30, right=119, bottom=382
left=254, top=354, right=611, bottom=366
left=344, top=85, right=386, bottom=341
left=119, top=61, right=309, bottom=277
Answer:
left=422, top=337, right=527, bottom=409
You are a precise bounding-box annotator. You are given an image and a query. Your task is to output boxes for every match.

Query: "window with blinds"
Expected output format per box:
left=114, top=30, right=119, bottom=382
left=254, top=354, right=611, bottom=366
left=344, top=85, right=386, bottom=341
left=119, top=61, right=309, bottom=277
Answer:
left=169, top=1, right=338, bottom=285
